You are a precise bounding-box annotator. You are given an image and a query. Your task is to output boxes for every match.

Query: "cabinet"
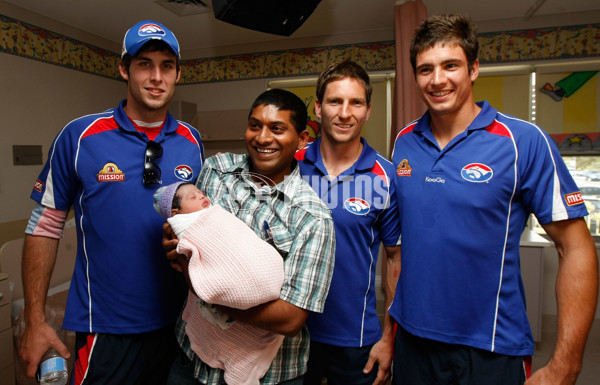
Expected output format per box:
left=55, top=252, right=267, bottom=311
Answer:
left=196, top=109, right=247, bottom=157
left=0, top=274, right=15, bottom=385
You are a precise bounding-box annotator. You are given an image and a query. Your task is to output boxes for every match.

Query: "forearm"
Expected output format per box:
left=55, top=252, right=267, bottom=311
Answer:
left=552, top=239, right=598, bottom=379
left=22, top=234, right=59, bottom=325
left=382, top=245, right=401, bottom=337
left=363, top=246, right=401, bottom=384
left=220, top=299, right=308, bottom=337
left=542, top=218, right=599, bottom=382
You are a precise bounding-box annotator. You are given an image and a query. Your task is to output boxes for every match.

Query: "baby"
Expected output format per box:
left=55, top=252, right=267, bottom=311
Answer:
left=154, top=182, right=285, bottom=385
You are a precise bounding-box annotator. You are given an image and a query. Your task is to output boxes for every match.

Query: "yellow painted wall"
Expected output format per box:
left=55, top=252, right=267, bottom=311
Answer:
left=473, top=74, right=530, bottom=121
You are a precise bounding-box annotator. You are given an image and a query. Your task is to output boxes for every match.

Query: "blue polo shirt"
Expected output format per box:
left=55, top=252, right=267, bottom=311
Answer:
left=30, top=100, right=205, bottom=333
left=296, top=138, right=401, bottom=347
left=390, top=101, right=587, bottom=356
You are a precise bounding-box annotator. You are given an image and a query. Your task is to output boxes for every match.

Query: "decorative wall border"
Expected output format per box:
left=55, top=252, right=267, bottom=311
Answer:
left=479, top=24, right=600, bottom=63
left=1, top=14, right=598, bottom=84
left=179, top=42, right=395, bottom=84
left=0, top=15, right=119, bottom=78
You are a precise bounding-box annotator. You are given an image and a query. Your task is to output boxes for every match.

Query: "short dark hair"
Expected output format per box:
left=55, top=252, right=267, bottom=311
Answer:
left=409, top=14, right=479, bottom=75
left=171, top=183, right=194, bottom=211
left=120, top=40, right=181, bottom=74
left=316, top=60, right=372, bottom=105
left=249, top=89, right=308, bottom=134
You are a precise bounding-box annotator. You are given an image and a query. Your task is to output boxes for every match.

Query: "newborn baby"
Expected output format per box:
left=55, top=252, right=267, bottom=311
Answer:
left=154, top=182, right=285, bottom=385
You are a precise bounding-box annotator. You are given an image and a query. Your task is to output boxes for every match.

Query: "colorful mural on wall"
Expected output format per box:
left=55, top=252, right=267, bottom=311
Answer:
left=536, top=71, right=600, bottom=141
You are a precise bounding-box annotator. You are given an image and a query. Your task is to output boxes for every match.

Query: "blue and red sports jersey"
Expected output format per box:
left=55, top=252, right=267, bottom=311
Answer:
left=390, top=101, right=587, bottom=356
left=30, top=100, right=205, bottom=333
left=296, top=138, right=401, bottom=347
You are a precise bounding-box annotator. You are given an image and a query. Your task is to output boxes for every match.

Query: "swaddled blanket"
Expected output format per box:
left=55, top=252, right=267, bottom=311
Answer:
left=169, top=204, right=285, bottom=385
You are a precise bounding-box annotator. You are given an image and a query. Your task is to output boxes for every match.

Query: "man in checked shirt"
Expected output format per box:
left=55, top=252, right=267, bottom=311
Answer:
left=163, top=88, right=336, bottom=385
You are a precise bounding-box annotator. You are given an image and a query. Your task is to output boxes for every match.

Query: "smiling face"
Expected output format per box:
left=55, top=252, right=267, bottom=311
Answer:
left=415, top=42, right=479, bottom=120
left=316, top=77, right=371, bottom=146
left=171, top=184, right=211, bottom=216
left=245, top=104, right=309, bottom=186
left=119, top=48, right=181, bottom=122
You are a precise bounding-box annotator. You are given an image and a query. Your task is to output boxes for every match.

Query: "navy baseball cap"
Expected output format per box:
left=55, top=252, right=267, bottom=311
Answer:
left=121, top=20, right=180, bottom=58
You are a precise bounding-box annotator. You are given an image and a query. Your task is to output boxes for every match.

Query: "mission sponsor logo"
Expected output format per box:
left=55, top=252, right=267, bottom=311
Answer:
left=396, top=159, right=412, bottom=177
left=97, top=163, right=125, bottom=182
left=565, top=191, right=584, bottom=206
left=33, top=179, right=43, bottom=193
left=461, top=163, right=493, bottom=183
left=174, top=165, right=194, bottom=181
left=344, top=198, right=370, bottom=215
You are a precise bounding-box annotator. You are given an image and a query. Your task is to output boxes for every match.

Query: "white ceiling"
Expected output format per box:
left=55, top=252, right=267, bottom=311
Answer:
left=5, top=0, right=600, bottom=56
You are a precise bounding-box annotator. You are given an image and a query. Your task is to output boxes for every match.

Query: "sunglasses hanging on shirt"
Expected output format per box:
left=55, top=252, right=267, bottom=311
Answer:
left=143, top=140, right=163, bottom=184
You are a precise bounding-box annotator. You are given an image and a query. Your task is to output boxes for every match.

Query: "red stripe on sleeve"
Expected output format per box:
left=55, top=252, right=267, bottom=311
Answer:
left=371, top=160, right=389, bottom=186
left=81, top=118, right=119, bottom=139
left=175, top=125, right=200, bottom=146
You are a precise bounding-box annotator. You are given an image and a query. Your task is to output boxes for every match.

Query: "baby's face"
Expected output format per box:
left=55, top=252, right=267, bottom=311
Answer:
left=174, top=184, right=211, bottom=214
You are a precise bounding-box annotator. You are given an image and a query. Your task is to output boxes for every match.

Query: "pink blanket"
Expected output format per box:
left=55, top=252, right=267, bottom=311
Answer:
left=175, top=205, right=285, bottom=385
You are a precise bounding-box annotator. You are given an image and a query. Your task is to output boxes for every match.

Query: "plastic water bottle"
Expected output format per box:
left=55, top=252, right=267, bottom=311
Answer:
left=38, top=348, right=68, bottom=385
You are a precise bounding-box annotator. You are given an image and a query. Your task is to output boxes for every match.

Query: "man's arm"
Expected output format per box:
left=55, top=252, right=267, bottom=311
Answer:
left=219, top=216, right=335, bottom=338
left=162, top=221, right=188, bottom=273
left=219, top=299, right=309, bottom=337
left=20, top=234, right=70, bottom=378
left=164, top=221, right=311, bottom=337
left=364, top=244, right=401, bottom=385
left=527, top=218, right=598, bottom=384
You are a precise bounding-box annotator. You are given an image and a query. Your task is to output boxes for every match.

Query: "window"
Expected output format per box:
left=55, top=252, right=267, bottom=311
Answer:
left=475, top=62, right=600, bottom=238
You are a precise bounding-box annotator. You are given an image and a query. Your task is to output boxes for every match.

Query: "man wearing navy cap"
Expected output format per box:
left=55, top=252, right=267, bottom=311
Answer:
left=20, top=20, right=204, bottom=385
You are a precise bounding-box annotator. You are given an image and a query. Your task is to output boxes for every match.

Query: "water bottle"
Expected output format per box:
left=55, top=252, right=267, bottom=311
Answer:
left=38, top=347, right=68, bottom=384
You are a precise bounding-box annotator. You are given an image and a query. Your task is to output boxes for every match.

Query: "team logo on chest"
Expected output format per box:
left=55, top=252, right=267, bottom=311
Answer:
left=97, top=163, right=125, bottom=182
left=396, top=159, right=412, bottom=177
left=461, top=163, right=493, bottom=183
left=174, top=165, right=194, bottom=181
left=344, top=198, right=370, bottom=216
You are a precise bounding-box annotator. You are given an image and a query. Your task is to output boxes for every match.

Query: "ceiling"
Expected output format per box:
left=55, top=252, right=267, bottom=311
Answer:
left=5, top=0, right=600, bottom=56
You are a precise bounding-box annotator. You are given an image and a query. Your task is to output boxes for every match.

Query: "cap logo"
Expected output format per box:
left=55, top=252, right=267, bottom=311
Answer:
left=138, top=23, right=166, bottom=38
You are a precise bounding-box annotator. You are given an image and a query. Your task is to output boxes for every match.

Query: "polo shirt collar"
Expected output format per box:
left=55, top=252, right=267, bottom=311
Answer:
left=114, top=99, right=180, bottom=140
left=304, top=137, right=378, bottom=174
left=413, top=100, right=499, bottom=134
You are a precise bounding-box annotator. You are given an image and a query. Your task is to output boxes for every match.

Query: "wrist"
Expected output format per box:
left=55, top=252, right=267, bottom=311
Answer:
left=546, top=356, right=581, bottom=383
left=24, top=309, right=47, bottom=326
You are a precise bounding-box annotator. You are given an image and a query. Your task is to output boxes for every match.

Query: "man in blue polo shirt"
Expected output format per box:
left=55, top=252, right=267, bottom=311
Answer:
left=20, top=20, right=204, bottom=384
left=390, top=14, right=598, bottom=384
left=296, top=60, right=401, bottom=385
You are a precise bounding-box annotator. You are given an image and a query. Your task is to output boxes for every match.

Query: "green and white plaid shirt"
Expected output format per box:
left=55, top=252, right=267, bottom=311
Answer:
left=175, top=153, right=335, bottom=384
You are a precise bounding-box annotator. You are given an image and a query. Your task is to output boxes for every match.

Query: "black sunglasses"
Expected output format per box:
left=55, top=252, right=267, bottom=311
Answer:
left=143, top=141, right=163, bottom=184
